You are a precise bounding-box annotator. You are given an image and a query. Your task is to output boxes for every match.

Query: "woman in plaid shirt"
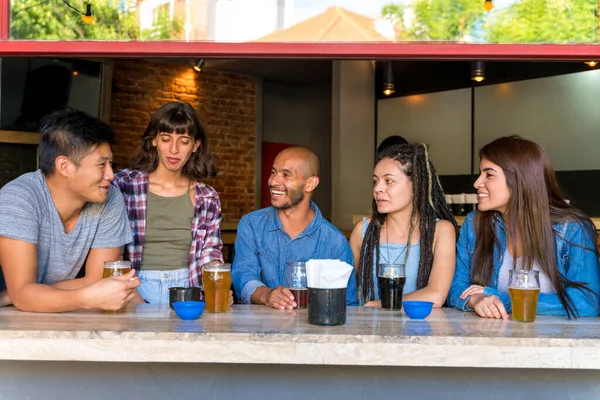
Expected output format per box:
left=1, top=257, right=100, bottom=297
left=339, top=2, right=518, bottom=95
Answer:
left=113, top=102, right=230, bottom=304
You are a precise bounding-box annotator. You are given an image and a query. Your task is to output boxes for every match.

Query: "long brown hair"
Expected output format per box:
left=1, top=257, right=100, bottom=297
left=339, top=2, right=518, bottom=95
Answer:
left=358, top=144, right=458, bottom=304
left=471, top=136, right=597, bottom=318
left=131, top=102, right=217, bottom=180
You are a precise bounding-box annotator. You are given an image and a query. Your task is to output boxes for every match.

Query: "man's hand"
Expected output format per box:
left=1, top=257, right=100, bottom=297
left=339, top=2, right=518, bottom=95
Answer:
left=0, top=290, right=12, bottom=307
left=81, top=269, right=140, bottom=311
left=467, top=294, right=509, bottom=320
left=262, top=286, right=296, bottom=310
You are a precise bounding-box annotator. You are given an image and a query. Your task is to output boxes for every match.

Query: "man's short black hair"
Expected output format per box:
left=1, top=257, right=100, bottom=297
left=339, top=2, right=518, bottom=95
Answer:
left=377, top=135, right=409, bottom=156
left=38, top=107, right=114, bottom=174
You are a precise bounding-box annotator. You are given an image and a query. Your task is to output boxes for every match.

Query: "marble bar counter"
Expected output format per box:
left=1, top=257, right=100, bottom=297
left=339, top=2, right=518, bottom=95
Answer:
left=1, top=305, right=600, bottom=369
left=3, top=305, right=600, bottom=400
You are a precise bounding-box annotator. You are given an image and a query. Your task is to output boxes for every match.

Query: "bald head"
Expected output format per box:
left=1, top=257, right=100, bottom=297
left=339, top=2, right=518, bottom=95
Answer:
left=277, top=146, right=320, bottom=179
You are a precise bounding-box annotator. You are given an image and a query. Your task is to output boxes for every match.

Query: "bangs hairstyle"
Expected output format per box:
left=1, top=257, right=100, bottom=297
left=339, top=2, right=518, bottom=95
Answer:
left=357, top=143, right=458, bottom=304
left=472, top=135, right=598, bottom=319
left=131, top=102, right=217, bottom=180
left=38, top=107, right=114, bottom=175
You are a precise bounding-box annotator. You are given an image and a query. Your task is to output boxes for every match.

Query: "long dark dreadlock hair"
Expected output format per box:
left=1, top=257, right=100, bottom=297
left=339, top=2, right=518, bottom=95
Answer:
left=358, top=143, right=458, bottom=304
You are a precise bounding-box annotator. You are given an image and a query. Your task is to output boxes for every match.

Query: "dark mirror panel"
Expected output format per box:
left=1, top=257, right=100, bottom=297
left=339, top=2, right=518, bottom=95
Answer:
left=1, top=58, right=102, bottom=131
left=0, top=143, right=38, bottom=187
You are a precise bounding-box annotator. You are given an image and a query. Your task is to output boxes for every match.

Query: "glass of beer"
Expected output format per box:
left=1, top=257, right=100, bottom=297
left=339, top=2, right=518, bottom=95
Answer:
left=102, top=261, right=132, bottom=313
left=203, top=263, right=232, bottom=313
left=377, top=264, right=406, bottom=310
left=508, top=269, right=540, bottom=323
left=285, top=262, right=307, bottom=309
left=102, top=261, right=132, bottom=278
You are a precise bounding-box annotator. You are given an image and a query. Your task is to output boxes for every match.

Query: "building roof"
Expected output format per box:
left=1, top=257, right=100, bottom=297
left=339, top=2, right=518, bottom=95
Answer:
left=256, top=6, right=393, bottom=42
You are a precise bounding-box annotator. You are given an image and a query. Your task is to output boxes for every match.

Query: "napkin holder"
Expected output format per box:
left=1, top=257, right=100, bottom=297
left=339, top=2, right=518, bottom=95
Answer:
left=307, top=287, right=346, bottom=326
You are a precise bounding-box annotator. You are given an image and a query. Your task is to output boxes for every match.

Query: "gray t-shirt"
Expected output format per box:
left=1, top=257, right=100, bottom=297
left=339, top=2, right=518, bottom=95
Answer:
left=0, top=171, right=132, bottom=284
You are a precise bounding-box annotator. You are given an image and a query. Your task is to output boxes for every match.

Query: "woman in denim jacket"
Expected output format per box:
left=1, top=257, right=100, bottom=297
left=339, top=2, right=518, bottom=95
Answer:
left=448, top=136, right=600, bottom=319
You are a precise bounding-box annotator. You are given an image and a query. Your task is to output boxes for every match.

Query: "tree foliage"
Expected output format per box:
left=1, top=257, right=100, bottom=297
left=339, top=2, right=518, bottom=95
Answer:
left=382, top=0, right=600, bottom=43
left=10, top=0, right=182, bottom=40
left=486, top=0, right=598, bottom=43
left=382, top=0, right=486, bottom=41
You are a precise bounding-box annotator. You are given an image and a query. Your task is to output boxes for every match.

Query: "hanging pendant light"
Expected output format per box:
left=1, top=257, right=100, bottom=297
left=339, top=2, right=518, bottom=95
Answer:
left=484, top=0, right=494, bottom=11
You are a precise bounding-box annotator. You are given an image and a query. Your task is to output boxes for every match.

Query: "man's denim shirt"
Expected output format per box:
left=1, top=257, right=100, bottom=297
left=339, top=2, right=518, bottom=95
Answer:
left=448, top=211, right=600, bottom=317
left=232, top=202, right=359, bottom=306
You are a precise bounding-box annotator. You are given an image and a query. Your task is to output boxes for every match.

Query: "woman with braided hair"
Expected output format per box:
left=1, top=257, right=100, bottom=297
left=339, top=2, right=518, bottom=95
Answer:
left=349, top=143, right=458, bottom=307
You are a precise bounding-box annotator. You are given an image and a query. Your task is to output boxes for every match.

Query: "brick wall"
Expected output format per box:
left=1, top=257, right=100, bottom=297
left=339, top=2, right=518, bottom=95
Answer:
left=110, top=59, right=256, bottom=222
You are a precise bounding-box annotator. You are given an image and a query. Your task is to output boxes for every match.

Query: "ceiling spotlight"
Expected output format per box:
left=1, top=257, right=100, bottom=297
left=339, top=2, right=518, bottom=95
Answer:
left=193, top=59, right=205, bottom=72
left=383, top=61, right=395, bottom=96
left=471, top=61, right=485, bottom=83
left=484, top=0, right=494, bottom=11
left=585, top=61, right=597, bottom=67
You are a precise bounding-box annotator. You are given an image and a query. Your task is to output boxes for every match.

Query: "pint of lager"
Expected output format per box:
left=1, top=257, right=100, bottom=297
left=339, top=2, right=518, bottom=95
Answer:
left=203, top=264, right=232, bottom=313
left=103, top=260, right=132, bottom=279
left=103, top=261, right=132, bottom=313
left=508, top=269, right=540, bottom=323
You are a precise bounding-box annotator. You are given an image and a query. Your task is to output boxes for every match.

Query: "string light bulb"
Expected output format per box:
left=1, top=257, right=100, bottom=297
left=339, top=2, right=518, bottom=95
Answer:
left=484, top=0, right=494, bottom=11
left=81, top=3, right=94, bottom=24
left=471, top=61, right=485, bottom=83
left=585, top=61, right=597, bottom=67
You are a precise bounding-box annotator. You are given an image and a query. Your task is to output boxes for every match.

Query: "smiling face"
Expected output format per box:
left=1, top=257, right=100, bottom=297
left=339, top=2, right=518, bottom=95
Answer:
left=152, top=131, right=200, bottom=174
left=373, top=157, right=413, bottom=215
left=268, top=150, right=317, bottom=210
left=70, top=142, right=114, bottom=203
left=474, top=157, right=511, bottom=214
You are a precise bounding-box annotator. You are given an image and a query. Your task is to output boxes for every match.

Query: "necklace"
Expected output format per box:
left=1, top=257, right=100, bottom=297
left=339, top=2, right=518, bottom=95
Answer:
left=384, top=219, right=409, bottom=265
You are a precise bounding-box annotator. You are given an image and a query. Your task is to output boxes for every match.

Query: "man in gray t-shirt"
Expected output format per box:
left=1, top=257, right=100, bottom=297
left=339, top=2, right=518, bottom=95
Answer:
left=0, top=108, right=139, bottom=312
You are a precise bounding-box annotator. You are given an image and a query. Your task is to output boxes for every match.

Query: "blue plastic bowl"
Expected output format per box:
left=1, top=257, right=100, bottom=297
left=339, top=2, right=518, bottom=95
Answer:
left=172, top=301, right=206, bottom=320
left=402, top=300, right=434, bottom=320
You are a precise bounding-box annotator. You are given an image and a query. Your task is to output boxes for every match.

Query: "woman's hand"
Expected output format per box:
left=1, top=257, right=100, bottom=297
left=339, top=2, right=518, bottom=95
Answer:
left=364, top=300, right=381, bottom=307
left=460, top=284, right=485, bottom=299
left=0, top=290, right=12, bottom=307
left=467, top=294, right=509, bottom=319
left=228, top=290, right=234, bottom=306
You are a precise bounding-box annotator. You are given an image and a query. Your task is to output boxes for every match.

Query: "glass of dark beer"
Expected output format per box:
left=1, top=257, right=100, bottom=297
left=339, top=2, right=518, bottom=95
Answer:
left=508, top=269, right=540, bottom=322
left=285, top=262, right=308, bottom=309
left=377, top=263, right=406, bottom=311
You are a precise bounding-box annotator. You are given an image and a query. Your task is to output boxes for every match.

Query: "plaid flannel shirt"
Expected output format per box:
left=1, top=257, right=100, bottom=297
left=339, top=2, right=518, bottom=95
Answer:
left=112, top=169, right=224, bottom=287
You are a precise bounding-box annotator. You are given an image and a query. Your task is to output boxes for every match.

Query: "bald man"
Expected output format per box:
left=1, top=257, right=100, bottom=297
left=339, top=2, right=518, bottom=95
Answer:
left=232, top=146, right=359, bottom=309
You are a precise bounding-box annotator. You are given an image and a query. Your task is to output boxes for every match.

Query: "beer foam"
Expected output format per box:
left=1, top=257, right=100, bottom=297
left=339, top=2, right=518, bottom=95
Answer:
left=207, top=268, right=230, bottom=272
left=378, top=273, right=406, bottom=278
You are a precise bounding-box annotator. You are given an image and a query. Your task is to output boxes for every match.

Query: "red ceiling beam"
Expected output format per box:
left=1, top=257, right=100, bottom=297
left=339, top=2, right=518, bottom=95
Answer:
left=0, top=0, right=9, bottom=40
left=0, top=41, right=598, bottom=59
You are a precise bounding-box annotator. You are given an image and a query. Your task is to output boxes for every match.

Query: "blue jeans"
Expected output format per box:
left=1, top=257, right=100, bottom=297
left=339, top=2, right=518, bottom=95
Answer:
left=138, top=268, right=189, bottom=305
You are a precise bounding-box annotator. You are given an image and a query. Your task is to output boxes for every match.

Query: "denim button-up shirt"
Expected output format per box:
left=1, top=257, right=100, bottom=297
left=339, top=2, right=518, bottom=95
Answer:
left=232, top=202, right=359, bottom=305
left=448, top=211, right=600, bottom=317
